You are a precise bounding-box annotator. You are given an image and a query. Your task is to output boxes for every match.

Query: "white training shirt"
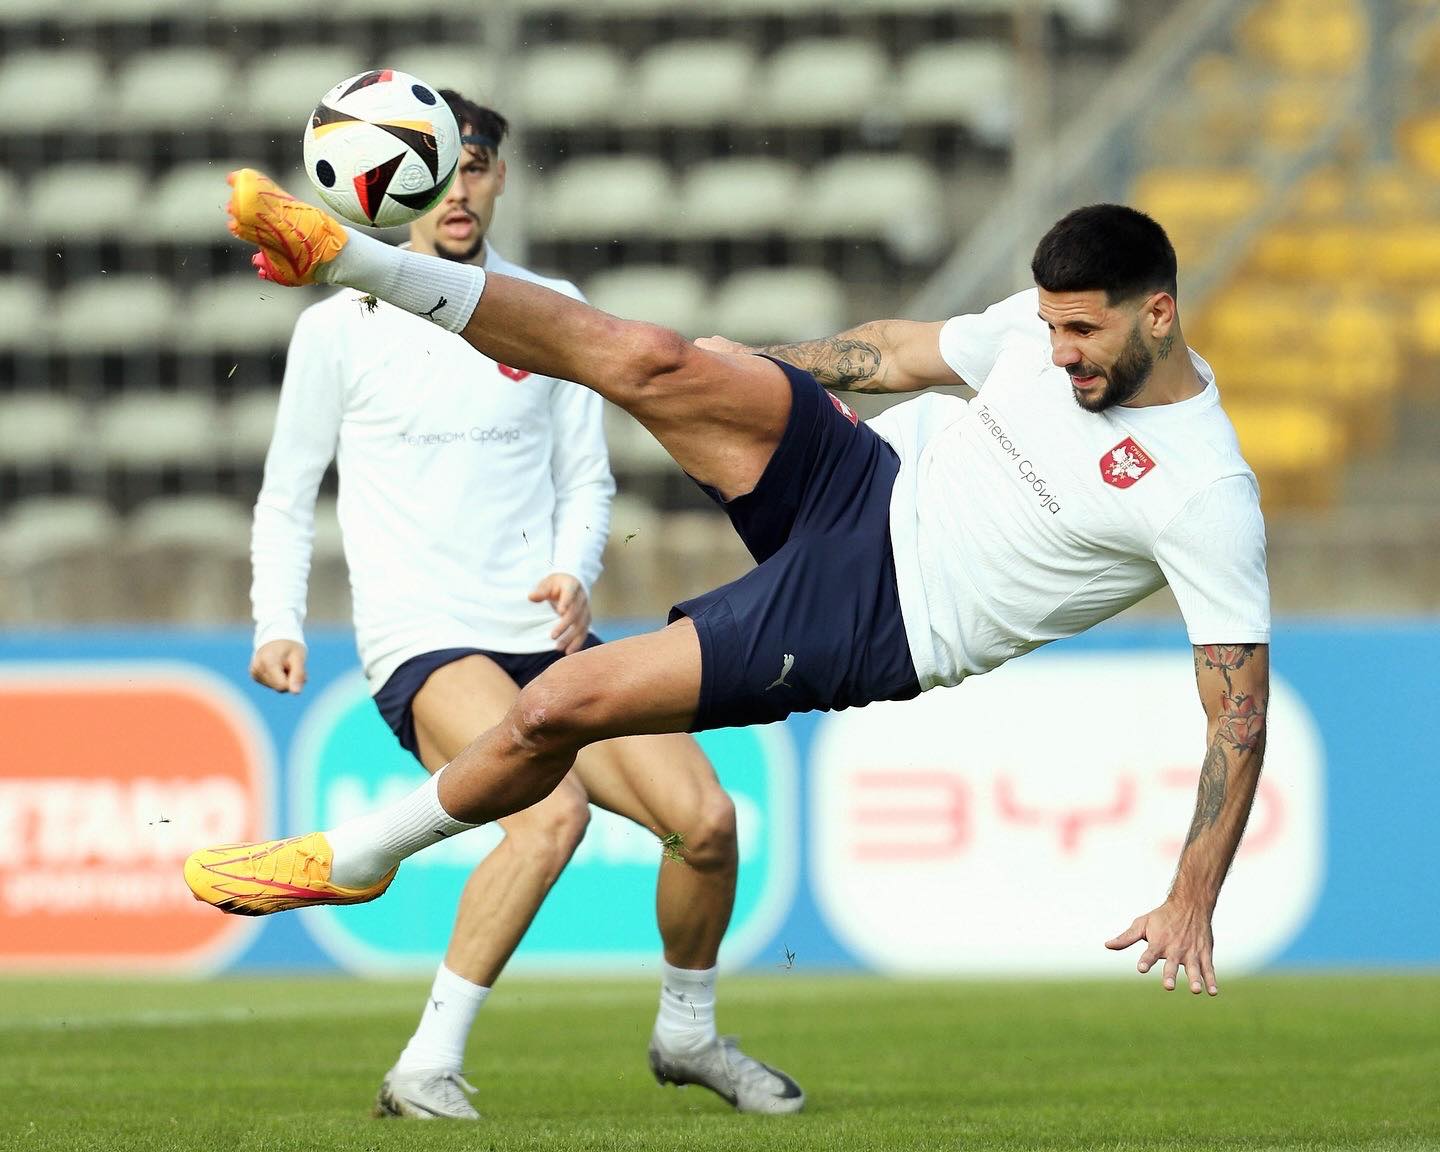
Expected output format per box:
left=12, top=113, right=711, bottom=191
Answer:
left=868, top=288, right=1270, bottom=691
left=251, top=243, right=615, bottom=693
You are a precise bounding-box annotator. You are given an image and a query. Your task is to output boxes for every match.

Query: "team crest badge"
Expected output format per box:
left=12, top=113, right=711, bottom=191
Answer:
left=497, top=363, right=531, bottom=382
left=828, top=392, right=859, bottom=426
left=1100, top=437, right=1155, bottom=488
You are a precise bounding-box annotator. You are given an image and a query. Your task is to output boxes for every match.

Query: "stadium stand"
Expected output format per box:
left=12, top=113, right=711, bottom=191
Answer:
left=1, top=0, right=1435, bottom=621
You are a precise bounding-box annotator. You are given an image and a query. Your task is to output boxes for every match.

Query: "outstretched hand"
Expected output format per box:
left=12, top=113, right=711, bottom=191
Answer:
left=1107, top=899, right=1219, bottom=996
left=529, top=573, right=591, bottom=654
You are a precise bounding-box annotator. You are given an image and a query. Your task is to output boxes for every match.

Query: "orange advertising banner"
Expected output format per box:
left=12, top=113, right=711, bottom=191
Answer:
left=0, top=668, right=273, bottom=971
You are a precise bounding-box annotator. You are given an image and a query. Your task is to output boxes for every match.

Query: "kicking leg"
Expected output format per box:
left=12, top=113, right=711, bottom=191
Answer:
left=226, top=169, right=793, bottom=500
left=378, top=655, right=590, bottom=1120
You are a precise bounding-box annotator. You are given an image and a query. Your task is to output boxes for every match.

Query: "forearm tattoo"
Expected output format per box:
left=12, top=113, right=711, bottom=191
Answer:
left=756, top=337, right=884, bottom=391
left=1184, top=644, right=1267, bottom=849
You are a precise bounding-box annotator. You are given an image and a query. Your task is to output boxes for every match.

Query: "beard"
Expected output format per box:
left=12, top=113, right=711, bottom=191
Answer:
left=1070, top=322, right=1154, bottom=412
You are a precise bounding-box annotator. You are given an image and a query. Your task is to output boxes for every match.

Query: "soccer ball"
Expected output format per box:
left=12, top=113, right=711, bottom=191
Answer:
left=302, top=69, right=460, bottom=228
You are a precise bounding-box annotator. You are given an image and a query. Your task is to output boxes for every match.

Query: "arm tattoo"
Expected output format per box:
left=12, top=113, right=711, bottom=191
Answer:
left=755, top=337, right=885, bottom=392
left=1184, top=644, right=1267, bottom=849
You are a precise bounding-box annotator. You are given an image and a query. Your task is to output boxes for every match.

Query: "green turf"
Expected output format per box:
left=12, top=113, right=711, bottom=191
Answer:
left=3, top=973, right=1438, bottom=1151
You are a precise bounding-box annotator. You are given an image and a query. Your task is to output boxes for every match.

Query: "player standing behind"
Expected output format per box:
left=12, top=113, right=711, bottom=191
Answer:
left=247, top=90, right=802, bottom=1120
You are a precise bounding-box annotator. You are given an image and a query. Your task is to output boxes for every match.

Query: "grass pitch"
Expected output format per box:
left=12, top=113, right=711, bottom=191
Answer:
left=3, top=973, right=1438, bottom=1151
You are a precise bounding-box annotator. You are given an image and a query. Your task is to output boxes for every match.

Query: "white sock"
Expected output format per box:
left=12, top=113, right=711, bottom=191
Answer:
left=396, top=963, right=490, bottom=1074
left=653, top=962, right=718, bottom=1055
left=325, top=769, right=478, bottom=889
left=317, top=225, right=485, bottom=334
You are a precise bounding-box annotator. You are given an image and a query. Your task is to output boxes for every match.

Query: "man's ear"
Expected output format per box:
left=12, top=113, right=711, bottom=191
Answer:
left=495, top=156, right=507, bottom=197
left=1145, top=290, right=1177, bottom=339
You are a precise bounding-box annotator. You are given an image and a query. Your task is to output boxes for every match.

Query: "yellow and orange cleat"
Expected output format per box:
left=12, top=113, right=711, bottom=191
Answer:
left=226, top=168, right=348, bottom=287
left=184, top=831, right=393, bottom=916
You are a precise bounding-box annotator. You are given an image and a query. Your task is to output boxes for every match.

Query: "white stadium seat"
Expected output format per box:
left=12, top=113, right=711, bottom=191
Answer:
left=181, top=276, right=309, bottom=352
left=50, top=277, right=179, bottom=352
left=0, top=394, right=89, bottom=468
left=533, top=157, right=675, bottom=238
left=94, top=391, right=224, bottom=469
left=0, top=278, right=46, bottom=351
left=110, top=49, right=239, bottom=130
left=674, top=158, right=804, bottom=238
left=240, top=48, right=367, bottom=131
left=27, top=164, right=147, bottom=242
left=795, top=153, right=950, bottom=261
left=126, top=494, right=253, bottom=552
left=624, top=41, right=758, bottom=127
left=711, top=268, right=846, bottom=344
left=514, top=45, right=625, bottom=128
left=898, top=42, right=1017, bottom=146
left=603, top=403, right=673, bottom=475
left=0, top=52, right=107, bottom=131
left=71, top=0, right=199, bottom=19
left=585, top=265, right=709, bottom=336
left=753, top=38, right=891, bottom=125
left=0, top=497, right=118, bottom=566
left=223, top=390, right=281, bottom=467
left=139, top=161, right=244, bottom=243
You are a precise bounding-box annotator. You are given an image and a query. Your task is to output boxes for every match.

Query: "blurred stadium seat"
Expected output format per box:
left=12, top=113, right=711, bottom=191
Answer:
left=533, top=157, right=675, bottom=238
left=585, top=265, right=709, bottom=335
left=754, top=39, right=889, bottom=126
left=27, top=165, right=148, bottom=243
left=111, top=49, right=239, bottom=130
left=711, top=268, right=846, bottom=344
left=0, top=278, right=45, bottom=352
left=794, top=153, right=949, bottom=261
left=514, top=45, right=625, bottom=128
left=51, top=278, right=180, bottom=353
left=181, top=277, right=309, bottom=352
left=897, top=42, right=1017, bottom=146
left=625, top=41, right=757, bottom=127
left=674, top=159, right=805, bottom=239
left=0, top=52, right=107, bottom=131
left=223, top=390, right=281, bottom=469
left=93, top=392, right=225, bottom=484
left=139, top=161, right=244, bottom=244
left=0, top=394, right=89, bottom=472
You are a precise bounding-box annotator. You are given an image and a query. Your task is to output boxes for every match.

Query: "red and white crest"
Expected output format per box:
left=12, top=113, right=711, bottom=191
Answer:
left=1100, top=437, right=1156, bottom=489
left=828, top=392, right=859, bottom=426
left=497, top=363, right=531, bottom=382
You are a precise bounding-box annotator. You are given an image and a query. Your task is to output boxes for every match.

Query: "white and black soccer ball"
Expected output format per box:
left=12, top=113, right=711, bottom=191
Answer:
left=302, top=69, right=460, bottom=228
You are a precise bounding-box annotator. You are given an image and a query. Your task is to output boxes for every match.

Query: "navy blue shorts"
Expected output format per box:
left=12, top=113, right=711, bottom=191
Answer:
left=374, top=634, right=604, bottom=758
left=669, top=359, right=920, bottom=732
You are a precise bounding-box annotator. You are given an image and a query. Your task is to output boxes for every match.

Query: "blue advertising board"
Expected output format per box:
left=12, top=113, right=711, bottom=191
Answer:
left=0, top=620, right=1436, bottom=973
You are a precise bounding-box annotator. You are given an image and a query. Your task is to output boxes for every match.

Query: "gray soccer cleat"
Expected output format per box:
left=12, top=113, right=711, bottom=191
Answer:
left=648, top=1033, right=805, bottom=1114
left=373, top=1066, right=480, bottom=1120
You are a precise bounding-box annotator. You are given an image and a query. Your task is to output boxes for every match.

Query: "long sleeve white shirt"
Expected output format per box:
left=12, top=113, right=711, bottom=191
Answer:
left=251, top=244, right=615, bottom=693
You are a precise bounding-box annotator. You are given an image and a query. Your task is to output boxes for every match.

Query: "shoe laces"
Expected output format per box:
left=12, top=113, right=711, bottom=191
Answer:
left=717, top=1036, right=785, bottom=1095
left=425, top=1070, right=477, bottom=1111
left=249, top=839, right=325, bottom=887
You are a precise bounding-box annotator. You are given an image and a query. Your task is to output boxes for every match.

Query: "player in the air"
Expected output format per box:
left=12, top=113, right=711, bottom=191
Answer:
left=192, top=174, right=1270, bottom=1002
left=246, top=92, right=802, bottom=1119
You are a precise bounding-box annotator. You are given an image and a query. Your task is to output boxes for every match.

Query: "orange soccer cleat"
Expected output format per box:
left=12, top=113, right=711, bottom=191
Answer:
left=183, top=831, right=393, bottom=916
left=226, top=168, right=348, bottom=287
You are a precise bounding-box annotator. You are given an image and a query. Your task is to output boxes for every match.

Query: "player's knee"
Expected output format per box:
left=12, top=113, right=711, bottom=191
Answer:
left=508, top=793, right=590, bottom=877
left=614, top=324, right=691, bottom=407
left=674, top=789, right=737, bottom=874
left=510, top=674, right=594, bottom=756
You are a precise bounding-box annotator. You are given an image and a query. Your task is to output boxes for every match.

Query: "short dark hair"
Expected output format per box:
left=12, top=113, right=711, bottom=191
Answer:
left=1030, top=204, right=1178, bottom=303
left=439, top=89, right=509, bottom=154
